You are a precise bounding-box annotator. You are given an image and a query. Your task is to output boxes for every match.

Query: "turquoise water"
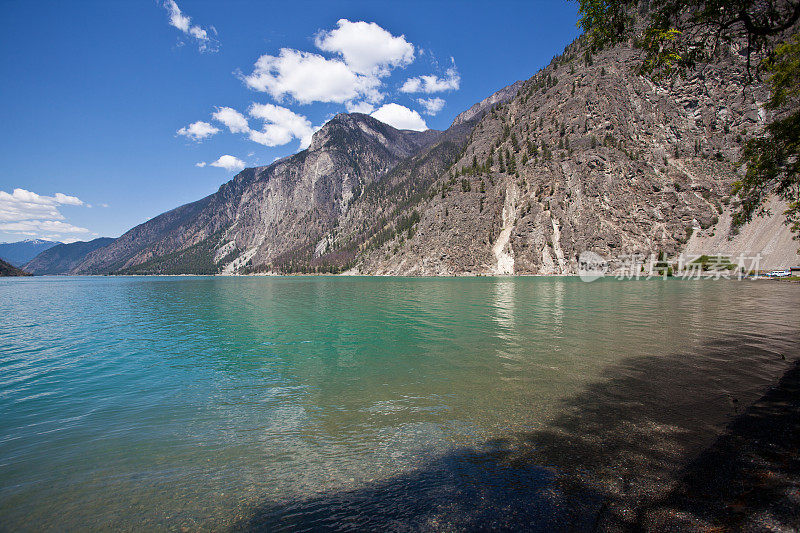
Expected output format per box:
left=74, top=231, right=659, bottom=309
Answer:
left=1, top=276, right=798, bottom=530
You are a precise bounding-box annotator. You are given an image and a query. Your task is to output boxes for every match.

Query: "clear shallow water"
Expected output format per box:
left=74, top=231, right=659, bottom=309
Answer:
left=1, top=276, right=798, bottom=531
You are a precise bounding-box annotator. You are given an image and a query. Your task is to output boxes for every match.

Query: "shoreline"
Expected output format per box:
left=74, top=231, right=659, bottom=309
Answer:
left=631, top=361, right=800, bottom=531
left=6, top=272, right=799, bottom=280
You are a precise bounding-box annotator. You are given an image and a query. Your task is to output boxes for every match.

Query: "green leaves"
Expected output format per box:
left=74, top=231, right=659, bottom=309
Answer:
left=735, top=112, right=800, bottom=236
left=638, top=28, right=686, bottom=79
left=735, top=32, right=800, bottom=238
left=576, top=0, right=635, bottom=50
left=764, top=33, right=800, bottom=110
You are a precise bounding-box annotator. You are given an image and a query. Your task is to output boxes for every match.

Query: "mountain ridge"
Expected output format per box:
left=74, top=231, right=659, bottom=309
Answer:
left=62, top=40, right=798, bottom=275
left=24, top=238, right=115, bottom=275
left=72, top=113, right=446, bottom=274
left=0, top=239, right=61, bottom=267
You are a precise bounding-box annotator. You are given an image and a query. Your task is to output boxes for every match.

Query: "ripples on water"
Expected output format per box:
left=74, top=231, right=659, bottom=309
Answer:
left=0, top=276, right=798, bottom=530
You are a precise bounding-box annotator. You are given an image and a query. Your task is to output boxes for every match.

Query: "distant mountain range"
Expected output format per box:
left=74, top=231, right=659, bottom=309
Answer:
left=24, top=238, right=115, bottom=275
left=0, top=239, right=60, bottom=267
left=11, top=31, right=800, bottom=276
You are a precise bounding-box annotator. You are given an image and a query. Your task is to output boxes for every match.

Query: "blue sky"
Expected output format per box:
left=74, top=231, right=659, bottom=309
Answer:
left=0, top=0, right=580, bottom=243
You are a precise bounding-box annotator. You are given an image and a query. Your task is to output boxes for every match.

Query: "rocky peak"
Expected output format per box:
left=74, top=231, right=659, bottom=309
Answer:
left=309, top=112, right=440, bottom=158
left=450, top=80, right=523, bottom=127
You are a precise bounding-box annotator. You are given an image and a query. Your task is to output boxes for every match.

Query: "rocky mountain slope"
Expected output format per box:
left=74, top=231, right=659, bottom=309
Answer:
left=0, top=258, right=31, bottom=276
left=0, top=239, right=60, bottom=267
left=71, top=114, right=446, bottom=275
left=71, top=35, right=797, bottom=275
left=353, top=40, right=795, bottom=275
left=24, top=237, right=114, bottom=275
left=68, top=111, right=473, bottom=274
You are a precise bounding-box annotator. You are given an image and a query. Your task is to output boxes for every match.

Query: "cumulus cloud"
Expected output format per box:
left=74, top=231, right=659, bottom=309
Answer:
left=176, top=120, right=219, bottom=141
left=163, top=0, right=219, bottom=53
left=0, top=188, right=84, bottom=222
left=345, top=101, right=376, bottom=114
left=177, top=20, right=455, bottom=156
left=195, top=162, right=207, bottom=167
left=204, top=103, right=317, bottom=149
left=212, top=107, right=250, bottom=133
left=241, top=20, right=417, bottom=107
left=400, top=67, right=460, bottom=93
left=315, top=19, right=414, bottom=76
left=248, top=103, right=316, bottom=148
left=417, top=97, right=445, bottom=115
left=210, top=155, right=246, bottom=171
left=371, top=104, right=427, bottom=131
left=242, top=48, right=382, bottom=105
left=0, top=188, right=91, bottom=240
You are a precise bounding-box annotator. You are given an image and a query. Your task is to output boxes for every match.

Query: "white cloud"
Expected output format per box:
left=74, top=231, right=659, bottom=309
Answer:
left=417, top=97, right=445, bottom=115
left=189, top=26, right=207, bottom=41
left=212, top=106, right=250, bottom=133
left=242, top=48, right=382, bottom=105
left=0, top=189, right=92, bottom=240
left=345, top=101, right=376, bottom=114
left=0, top=188, right=84, bottom=222
left=371, top=103, right=427, bottom=131
left=195, top=162, right=207, bottom=167
left=315, top=19, right=414, bottom=76
left=53, top=192, right=83, bottom=206
left=176, top=120, right=219, bottom=141
left=400, top=67, right=460, bottom=93
left=206, top=103, right=316, bottom=149
left=0, top=220, right=90, bottom=235
left=248, top=103, right=316, bottom=148
left=241, top=20, right=415, bottom=106
left=165, top=0, right=190, bottom=32
left=162, top=0, right=218, bottom=53
left=210, top=155, right=246, bottom=172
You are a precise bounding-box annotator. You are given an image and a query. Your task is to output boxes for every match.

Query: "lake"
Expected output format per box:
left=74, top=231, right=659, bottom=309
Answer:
left=1, top=276, right=798, bottom=530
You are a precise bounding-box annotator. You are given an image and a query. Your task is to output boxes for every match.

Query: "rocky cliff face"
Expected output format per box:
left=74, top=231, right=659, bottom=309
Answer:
left=71, top=36, right=796, bottom=276
left=72, top=114, right=442, bottom=274
left=353, top=39, right=794, bottom=274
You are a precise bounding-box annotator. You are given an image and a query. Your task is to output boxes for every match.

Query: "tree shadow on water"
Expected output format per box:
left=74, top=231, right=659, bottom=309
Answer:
left=234, top=333, right=798, bottom=532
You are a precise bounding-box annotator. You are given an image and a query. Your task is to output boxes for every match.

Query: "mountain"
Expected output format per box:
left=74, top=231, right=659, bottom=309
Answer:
left=0, top=258, right=31, bottom=276
left=0, top=239, right=61, bottom=267
left=72, top=113, right=451, bottom=274
left=450, top=80, right=523, bottom=127
left=72, top=36, right=797, bottom=275
left=354, top=39, right=798, bottom=274
left=24, top=237, right=115, bottom=275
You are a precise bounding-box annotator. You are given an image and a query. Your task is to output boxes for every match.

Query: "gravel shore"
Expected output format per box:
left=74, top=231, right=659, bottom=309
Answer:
left=637, top=361, right=800, bottom=531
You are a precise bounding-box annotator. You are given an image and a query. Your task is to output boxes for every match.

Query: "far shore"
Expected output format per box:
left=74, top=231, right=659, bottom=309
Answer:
left=10, top=272, right=800, bottom=281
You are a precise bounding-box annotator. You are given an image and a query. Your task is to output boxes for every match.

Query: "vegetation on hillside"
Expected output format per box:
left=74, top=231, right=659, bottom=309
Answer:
left=0, top=258, right=31, bottom=277
left=116, top=232, right=230, bottom=275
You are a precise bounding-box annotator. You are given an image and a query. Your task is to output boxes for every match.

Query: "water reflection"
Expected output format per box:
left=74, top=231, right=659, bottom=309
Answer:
left=551, top=278, right=565, bottom=331
left=492, top=278, right=522, bottom=366
left=0, top=277, right=798, bottom=530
